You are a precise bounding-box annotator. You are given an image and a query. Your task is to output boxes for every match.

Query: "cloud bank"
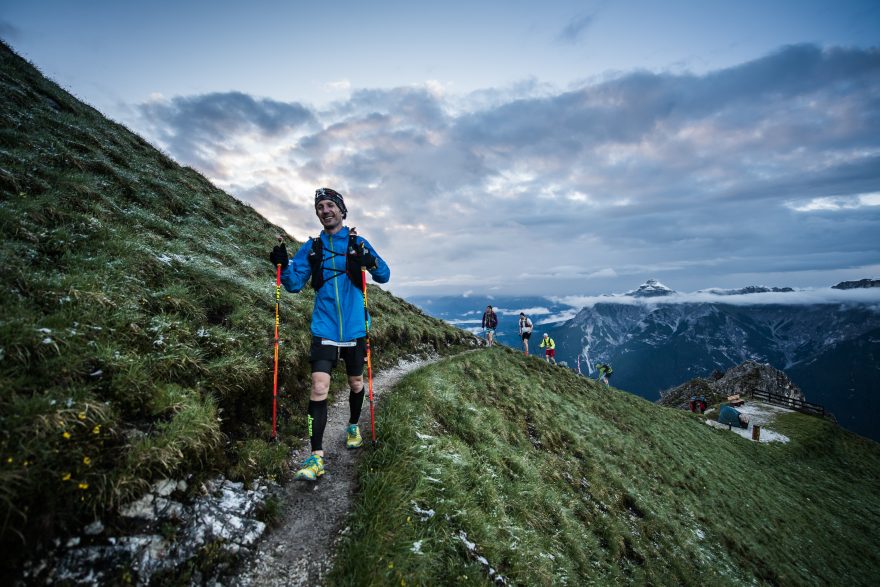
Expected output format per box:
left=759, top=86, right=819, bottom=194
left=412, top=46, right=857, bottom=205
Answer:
left=556, top=287, right=880, bottom=310
left=135, top=44, right=880, bottom=297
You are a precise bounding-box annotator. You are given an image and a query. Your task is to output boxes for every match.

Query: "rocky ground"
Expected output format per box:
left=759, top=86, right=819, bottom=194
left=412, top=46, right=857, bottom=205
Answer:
left=18, top=356, right=438, bottom=586
left=231, top=355, right=439, bottom=587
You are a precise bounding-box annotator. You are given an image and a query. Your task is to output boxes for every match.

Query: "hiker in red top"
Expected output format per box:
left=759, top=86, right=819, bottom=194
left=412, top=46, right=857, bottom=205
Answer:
left=482, top=305, right=498, bottom=347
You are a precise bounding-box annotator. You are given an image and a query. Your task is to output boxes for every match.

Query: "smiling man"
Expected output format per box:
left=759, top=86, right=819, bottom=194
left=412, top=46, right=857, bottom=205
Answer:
left=270, top=187, right=390, bottom=481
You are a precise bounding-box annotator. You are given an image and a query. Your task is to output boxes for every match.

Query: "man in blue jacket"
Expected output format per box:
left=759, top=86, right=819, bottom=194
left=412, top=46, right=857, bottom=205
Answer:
left=270, top=188, right=390, bottom=481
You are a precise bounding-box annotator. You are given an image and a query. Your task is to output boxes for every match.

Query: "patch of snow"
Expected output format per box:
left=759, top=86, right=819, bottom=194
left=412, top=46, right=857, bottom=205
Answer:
left=411, top=503, right=435, bottom=521
left=704, top=401, right=792, bottom=443
left=120, top=494, right=156, bottom=519
left=155, top=253, right=189, bottom=265
left=153, top=479, right=178, bottom=497
left=458, top=531, right=476, bottom=552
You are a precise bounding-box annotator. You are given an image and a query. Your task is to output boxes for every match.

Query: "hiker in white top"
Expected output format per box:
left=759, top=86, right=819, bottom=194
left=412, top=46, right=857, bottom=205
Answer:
left=518, top=312, right=533, bottom=356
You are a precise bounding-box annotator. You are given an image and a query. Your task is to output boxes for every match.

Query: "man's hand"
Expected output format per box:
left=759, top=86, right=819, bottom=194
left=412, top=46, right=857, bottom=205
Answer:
left=270, top=241, right=289, bottom=269
left=355, top=243, right=377, bottom=270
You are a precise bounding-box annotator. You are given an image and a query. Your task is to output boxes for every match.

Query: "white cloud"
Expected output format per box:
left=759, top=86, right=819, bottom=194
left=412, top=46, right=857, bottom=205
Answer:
left=786, top=192, right=880, bottom=212
left=498, top=306, right=552, bottom=316
left=326, top=79, right=351, bottom=91
left=536, top=309, right=580, bottom=325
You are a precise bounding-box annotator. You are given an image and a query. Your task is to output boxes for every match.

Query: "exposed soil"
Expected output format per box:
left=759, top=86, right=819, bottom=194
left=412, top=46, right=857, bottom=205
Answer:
left=232, top=355, right=439, bottom=586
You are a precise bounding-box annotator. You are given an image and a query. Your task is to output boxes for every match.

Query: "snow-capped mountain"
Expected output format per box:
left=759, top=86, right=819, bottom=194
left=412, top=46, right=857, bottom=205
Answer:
left=548, top=280, right=880, bottom=441
left=625, top=278, right=676, bottom=297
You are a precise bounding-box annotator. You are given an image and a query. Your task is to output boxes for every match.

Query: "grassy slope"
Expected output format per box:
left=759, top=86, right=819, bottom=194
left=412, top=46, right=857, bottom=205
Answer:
left=0, top=41, right=473, bottom=568
left=332, top=348, right=880, bottom=586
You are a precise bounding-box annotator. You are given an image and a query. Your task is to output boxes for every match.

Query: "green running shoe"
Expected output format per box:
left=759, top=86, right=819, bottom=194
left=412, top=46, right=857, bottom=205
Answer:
left=294, top=454, right=325, bottom=481
left=346, top=424, right=364, bottom=449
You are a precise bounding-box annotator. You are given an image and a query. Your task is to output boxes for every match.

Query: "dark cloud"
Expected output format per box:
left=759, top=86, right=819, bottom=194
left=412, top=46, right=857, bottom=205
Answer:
left=0, top=21, right=22, bottom=42
left=139, top=92, right=315, bottom=171
left=556, top=14, right=595, bottom=45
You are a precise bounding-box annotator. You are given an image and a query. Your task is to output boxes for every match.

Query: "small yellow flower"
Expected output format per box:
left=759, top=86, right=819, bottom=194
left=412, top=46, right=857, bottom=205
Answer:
left=62, top=472, right=71, bottom=481
left=83, top=456, right=91, bottom=465
left=92, top=425, right=101, bottom=435
left=5, top=457, right=12, bottom=464
left=78, top=482, right=89, bottom=490
left=63, top=431, right=72, bottom=439
left=23, top=460, right=30, bottom=467
left=388, top=562, right=394, bottom=569
left=78, top=412, right=87, bottom=420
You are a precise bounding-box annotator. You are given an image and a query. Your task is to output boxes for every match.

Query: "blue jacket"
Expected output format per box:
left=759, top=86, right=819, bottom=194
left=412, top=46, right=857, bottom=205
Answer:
left=280, top=227, right=390, bottom=342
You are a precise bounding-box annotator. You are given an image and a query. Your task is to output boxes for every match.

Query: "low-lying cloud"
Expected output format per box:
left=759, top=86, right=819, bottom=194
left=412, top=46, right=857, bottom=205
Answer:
left=557, top=287, right=880, bottom=310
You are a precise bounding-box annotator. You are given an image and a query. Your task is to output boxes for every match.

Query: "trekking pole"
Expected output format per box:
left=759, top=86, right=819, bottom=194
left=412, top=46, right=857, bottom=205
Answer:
left=271, top=241, right=282, bottom=441
left=362, top=266, right=377, bottom=445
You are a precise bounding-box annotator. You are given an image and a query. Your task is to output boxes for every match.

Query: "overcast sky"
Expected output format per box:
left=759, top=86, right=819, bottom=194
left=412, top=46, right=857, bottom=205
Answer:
left=4, top=0, right=880, bottom=297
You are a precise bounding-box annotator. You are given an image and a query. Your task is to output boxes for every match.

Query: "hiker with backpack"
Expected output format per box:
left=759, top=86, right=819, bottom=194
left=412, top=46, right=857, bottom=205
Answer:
left=539, top=333, right=556, bottom=364
left=518, top=312, right=533, bottom=355
left=597, top=362, right=613, bottom=386
left=482, top=305, right=498, bottom=347
left=269, top=187, right=390, bottom=481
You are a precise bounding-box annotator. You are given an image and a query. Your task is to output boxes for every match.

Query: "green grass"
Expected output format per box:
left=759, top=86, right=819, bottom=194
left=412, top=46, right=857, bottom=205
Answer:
left=330, top=348, right=880, bottom=586
left=0, top=40, right=474, bottom=571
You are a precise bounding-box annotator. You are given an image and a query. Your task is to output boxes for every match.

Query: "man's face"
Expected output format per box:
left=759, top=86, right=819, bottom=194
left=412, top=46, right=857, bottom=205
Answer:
left=316, top=200, right=343, bottom=232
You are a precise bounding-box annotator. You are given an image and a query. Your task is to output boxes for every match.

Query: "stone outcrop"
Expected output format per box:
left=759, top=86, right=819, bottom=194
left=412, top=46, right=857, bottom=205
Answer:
left=657, top=361, right=805, bottom=410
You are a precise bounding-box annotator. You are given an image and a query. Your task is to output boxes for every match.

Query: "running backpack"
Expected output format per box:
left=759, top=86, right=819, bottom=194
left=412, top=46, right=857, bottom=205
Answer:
left=308, top=233, right=366, bottom=292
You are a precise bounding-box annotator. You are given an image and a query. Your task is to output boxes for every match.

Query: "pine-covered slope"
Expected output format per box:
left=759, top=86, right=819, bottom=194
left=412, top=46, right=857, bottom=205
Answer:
left=0, top=41, right=473, bottom=574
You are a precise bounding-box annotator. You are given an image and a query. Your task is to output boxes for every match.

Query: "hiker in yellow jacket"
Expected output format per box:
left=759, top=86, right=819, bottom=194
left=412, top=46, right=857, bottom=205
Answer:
left=539, top=333, right=556, bottom=365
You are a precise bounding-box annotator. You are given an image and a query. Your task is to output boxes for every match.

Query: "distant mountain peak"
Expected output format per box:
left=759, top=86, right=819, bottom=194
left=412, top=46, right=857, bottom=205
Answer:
left=626, top=279, right=675, bottom=297
left=832, top=279, right=880, bottom=290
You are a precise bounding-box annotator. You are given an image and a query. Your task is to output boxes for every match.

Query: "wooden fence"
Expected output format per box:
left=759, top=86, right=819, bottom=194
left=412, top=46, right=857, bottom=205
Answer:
left=748, top=388, right=828, bottom=418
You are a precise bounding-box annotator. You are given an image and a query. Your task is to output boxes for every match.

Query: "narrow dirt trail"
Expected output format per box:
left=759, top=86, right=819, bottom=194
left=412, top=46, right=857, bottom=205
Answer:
left=233, top=355, right=440, bottom=586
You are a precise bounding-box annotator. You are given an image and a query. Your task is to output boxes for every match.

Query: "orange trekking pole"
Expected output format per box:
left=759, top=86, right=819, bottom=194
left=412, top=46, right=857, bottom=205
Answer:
left=271, top=238, right=283, bottom=441
left=362, top=266, right=377, bottom=445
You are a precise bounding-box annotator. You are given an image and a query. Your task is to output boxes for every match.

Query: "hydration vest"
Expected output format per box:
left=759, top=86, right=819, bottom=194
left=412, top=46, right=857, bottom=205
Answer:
left=308, top=233, right=366, bottom=292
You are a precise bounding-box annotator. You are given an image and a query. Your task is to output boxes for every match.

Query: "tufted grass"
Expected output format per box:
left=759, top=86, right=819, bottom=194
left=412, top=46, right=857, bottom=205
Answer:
left=331, top=348, right=880, bottom=586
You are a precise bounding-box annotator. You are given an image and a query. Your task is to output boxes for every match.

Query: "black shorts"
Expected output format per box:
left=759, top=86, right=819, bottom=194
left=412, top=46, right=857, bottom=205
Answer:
left=309, top=336, right=367, bottom=376
left=521, top=332, right=532, bottom=340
